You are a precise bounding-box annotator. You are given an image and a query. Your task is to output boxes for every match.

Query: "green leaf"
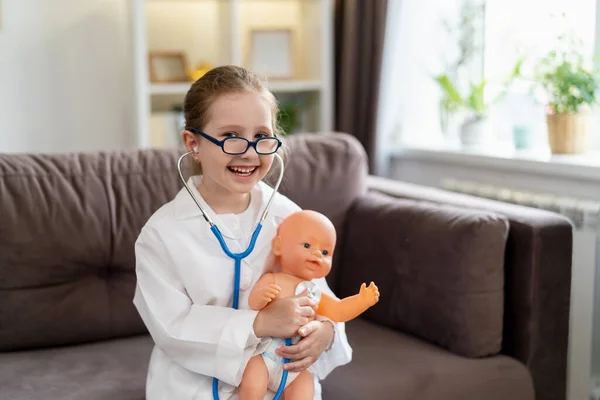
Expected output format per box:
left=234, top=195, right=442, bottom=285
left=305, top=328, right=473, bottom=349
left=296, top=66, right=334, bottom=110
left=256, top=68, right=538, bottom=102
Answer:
left=434, top=74, right=463, bottom=105
left=466, top=80, right=487, bottom=116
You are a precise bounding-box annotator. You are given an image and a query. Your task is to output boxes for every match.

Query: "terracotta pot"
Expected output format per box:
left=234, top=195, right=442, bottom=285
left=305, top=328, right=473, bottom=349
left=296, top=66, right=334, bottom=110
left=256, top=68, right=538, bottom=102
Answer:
left=546, top=112, right=591, bottom=154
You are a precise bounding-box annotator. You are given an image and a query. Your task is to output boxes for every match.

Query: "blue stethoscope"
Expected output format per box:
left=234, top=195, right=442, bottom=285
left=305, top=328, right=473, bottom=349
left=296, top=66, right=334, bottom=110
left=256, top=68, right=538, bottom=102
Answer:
left=177, top=151, right=291, bottom=400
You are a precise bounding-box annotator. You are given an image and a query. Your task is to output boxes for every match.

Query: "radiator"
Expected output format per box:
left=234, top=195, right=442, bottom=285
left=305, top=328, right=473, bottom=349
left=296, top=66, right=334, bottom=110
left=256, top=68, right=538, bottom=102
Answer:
left=440, top=178, right=600, bottom=400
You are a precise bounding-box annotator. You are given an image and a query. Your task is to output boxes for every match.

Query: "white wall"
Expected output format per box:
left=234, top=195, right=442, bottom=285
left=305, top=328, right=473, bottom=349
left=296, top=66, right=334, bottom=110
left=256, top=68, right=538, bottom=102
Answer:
left=0, top=0, right=135, bottom=153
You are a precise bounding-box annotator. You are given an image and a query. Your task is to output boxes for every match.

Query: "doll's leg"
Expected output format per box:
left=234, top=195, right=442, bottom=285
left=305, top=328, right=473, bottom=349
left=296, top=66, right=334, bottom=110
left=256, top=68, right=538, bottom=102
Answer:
left=282, top=370, right=314, bottom=400
left=238, top=355, right=269, bottom=400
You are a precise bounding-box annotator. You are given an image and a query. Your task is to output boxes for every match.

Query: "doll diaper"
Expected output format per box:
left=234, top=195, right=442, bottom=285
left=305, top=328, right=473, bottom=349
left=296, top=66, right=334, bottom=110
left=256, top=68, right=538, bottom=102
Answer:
left=261, top=337, right=300, bottom=392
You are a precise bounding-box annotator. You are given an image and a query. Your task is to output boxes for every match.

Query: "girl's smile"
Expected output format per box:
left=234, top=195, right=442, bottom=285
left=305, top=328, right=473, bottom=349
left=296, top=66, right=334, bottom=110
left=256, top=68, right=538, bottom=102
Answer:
left=227, top=164, right=259, bottom=179
left=183, top=91, right=276, bottom=214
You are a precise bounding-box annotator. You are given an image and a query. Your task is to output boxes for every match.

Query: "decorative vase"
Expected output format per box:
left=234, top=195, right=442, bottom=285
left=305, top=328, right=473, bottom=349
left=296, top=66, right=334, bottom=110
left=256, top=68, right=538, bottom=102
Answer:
left=460, top=117, right=491, bottom=149
left=439, top=107, right=463, bottom=143
left=513, top=124, right=535, bottom=150
left=546, top=112, right=591, bottom=154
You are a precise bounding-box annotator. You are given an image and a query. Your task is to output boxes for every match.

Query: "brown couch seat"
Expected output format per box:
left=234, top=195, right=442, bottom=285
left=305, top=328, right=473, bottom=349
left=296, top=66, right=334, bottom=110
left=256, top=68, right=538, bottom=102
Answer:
left=0, top=318, right=534, bottom=400
left=0, top=335, right=152, bottom=400
left=321, top=318, right=534, bottom=400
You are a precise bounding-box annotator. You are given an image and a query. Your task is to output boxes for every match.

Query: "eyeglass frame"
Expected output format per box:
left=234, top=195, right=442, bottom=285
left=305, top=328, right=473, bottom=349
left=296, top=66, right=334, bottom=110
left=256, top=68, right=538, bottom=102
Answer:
left=187, top=127, right=282, bottom=155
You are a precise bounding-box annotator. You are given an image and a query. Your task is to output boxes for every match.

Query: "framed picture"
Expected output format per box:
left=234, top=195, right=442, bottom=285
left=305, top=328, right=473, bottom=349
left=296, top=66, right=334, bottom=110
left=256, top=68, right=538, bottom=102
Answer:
left=248, top=29, right=294, bottom=79
left=148, top=51, right=190, bottom=83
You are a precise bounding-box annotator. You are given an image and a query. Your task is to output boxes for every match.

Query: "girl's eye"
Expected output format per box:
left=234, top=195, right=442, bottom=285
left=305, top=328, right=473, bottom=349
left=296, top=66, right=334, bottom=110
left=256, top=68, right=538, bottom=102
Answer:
left=302, top=243, right=310, bottom=249
left=255, top=132, right=270, bottom=139
left=223, top=131, right=237, bottom=137
left=322, top=250, right=329, bottom=256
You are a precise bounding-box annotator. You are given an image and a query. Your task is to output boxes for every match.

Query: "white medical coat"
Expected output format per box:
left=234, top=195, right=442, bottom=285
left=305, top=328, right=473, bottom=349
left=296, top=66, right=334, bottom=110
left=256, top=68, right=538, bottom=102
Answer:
left=133, top=176, right=353, bottom=400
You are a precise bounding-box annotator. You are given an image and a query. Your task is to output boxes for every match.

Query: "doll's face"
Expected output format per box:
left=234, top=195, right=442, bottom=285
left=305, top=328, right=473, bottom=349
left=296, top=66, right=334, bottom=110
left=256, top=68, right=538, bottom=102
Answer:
left=272, top=211, right=336, bottom=281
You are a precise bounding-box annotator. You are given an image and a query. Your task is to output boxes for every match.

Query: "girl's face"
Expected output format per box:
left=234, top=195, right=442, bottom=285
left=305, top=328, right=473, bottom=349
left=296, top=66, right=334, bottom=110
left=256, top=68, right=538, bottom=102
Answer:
left=192, top=92, right=276, bottom=196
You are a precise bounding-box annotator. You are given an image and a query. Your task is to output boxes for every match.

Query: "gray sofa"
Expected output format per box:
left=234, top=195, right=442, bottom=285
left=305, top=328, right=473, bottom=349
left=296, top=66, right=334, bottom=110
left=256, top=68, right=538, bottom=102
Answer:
left=0, top=132, right=572, bottom=400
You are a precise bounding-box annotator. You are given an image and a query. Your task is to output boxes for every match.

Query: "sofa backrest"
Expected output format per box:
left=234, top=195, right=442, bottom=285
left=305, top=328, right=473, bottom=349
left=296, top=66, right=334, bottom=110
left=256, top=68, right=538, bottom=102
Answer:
left=0, top=150, right=183, bottom=351
left=0, top=132, right=367, bottom=351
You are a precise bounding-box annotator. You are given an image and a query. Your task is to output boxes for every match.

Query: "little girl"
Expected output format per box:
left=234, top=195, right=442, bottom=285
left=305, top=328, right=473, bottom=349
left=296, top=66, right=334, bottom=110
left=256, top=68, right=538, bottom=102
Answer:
left=133, top=65, right=352, bottom=400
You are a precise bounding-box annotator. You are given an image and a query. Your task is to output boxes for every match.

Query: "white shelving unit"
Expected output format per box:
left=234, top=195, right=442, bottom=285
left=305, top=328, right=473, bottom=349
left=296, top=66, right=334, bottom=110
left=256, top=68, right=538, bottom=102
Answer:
left=131, top=0, right=334, bottom=149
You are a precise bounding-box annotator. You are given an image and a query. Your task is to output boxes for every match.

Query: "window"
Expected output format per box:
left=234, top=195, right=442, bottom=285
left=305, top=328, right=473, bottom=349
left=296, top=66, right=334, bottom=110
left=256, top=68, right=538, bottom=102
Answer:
left=387, top=0, right=599, bottom=152
left=484, top=0, right=597, bottom=148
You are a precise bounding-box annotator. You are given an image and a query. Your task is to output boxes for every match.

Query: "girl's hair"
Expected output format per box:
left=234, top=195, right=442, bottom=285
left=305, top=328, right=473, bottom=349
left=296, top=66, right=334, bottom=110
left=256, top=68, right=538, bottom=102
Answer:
left=183, top=65, right=289, bottom=179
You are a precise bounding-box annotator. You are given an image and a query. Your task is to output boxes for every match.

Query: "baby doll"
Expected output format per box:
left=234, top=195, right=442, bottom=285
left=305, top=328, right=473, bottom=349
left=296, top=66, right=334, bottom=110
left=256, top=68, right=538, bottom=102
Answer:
left=239, top=210, right=380, bottom=400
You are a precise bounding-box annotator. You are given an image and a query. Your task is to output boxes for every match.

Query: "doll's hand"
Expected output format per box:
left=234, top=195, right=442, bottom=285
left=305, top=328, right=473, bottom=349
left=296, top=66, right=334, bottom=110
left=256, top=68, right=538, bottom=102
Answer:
left=359, top=282, right=380, bottom=307
left=275, top=320, right=334, bottom=372
left=260, top=284, right=281, bottom=303
left=254, top=284, right=281, bottom=309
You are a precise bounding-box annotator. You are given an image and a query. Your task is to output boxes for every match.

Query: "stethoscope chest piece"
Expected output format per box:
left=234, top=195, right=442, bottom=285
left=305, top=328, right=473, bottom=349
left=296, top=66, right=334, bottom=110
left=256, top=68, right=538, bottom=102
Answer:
left=295, top=281, right=322, bottom=306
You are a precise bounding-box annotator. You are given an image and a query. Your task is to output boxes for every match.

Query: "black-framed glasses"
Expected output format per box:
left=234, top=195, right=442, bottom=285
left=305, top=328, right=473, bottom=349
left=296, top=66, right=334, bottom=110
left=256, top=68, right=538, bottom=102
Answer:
left=188, top=127, right=282, bottom=155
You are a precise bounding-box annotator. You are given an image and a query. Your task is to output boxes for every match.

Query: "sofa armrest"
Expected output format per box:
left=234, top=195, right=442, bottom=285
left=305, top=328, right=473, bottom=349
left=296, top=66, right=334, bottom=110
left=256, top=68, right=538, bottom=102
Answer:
left=336, top=191, right=509, bottom=358
left=365, top=175, right=573, bottom=400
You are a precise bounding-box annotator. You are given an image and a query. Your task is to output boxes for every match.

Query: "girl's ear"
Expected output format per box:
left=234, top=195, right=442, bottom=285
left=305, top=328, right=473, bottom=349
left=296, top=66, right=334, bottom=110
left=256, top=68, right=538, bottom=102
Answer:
left=272, top=235, right=282, bottom=256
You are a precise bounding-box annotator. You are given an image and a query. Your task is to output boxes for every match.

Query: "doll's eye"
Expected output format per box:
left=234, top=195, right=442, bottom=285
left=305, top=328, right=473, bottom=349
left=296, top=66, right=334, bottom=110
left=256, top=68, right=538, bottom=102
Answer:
left=302, top=243, right=310, bottom=249
left=322, top=250, right=329, bottom=256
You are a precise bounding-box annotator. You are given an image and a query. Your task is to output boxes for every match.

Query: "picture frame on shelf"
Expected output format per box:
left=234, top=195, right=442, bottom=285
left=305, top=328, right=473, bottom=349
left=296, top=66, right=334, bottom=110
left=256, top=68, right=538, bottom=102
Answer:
left=248, top=29, right=294, bottom=79
left=148, top=51, right=190, bottom=83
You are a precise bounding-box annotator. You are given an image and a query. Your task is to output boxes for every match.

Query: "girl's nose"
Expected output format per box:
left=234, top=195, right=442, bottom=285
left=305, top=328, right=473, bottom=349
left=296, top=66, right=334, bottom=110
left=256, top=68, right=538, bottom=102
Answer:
left=240, top=146, right=259, bottom=159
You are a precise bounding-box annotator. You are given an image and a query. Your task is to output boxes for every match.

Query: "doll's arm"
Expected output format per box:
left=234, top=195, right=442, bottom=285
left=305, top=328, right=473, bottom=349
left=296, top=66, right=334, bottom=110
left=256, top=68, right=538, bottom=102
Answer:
left=317, top=282, right=380, bottom=322
left=248, top=273, right=281, bottom=311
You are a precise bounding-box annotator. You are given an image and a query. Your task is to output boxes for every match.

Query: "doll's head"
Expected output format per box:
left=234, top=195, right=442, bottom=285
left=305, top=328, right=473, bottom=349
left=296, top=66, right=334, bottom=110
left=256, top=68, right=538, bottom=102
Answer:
left=271, top=210, right=336, bottom=280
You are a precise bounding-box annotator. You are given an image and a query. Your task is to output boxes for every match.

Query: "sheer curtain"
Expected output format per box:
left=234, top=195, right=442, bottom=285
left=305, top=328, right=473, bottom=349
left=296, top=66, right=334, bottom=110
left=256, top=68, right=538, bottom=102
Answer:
left=374, top=0, right=464, bottom=175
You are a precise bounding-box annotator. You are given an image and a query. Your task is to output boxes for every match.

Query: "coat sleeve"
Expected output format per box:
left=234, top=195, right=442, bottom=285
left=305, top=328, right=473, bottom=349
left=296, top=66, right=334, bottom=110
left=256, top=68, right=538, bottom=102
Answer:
left=310, top=277, right=353, bottom=379
left=132, top=225, right=261, bottom=387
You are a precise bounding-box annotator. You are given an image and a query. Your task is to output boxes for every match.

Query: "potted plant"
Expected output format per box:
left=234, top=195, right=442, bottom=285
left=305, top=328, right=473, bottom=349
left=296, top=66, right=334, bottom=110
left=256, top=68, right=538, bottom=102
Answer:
left=434, top=1, right=484, bottom=143
left=433, top=0, right=520, bottom=148
left=434, top=61, right=521, bottom=148
left=278, top=98, right=305, bottom=135
left=535, top=33, right=600, bottom=154
left=435, top=76, right=488, bottom=147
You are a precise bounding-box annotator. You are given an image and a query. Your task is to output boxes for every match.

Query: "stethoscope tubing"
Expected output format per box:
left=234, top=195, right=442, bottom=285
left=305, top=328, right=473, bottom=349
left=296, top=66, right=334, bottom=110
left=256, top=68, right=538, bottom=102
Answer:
left=209, top=224, right=291, bottom=400
left=176, top=150, right=290, bottom=399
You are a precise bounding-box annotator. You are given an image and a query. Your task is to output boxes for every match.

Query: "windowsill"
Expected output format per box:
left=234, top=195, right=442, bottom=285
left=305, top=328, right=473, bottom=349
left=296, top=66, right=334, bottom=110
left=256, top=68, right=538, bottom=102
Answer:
left=390, top=142, right=600, bottom=182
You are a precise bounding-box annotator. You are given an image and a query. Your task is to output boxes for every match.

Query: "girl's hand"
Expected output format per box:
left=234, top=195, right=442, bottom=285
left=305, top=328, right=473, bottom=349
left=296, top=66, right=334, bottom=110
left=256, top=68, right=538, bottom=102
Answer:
left=253, top=293, right=316, bottom=338
left=274, top=320, right=335, bottom=372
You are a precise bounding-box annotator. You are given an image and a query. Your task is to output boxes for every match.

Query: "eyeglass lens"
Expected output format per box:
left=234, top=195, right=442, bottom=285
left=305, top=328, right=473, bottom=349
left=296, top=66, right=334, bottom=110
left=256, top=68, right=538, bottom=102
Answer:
left=223, top=137, right=279, bottom=154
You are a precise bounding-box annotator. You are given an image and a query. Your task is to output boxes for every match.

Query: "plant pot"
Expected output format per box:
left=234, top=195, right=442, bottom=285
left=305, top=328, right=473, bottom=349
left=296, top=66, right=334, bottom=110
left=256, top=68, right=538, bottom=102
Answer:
left=460, top=117, right=491, bottom=148
left=546, top=112, right=591, bottom=154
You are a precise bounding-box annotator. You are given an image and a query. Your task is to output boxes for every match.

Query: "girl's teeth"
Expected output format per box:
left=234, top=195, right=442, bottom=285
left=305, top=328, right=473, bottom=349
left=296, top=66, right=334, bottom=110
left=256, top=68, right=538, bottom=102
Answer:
left=229, top=166, right=256, bottom=176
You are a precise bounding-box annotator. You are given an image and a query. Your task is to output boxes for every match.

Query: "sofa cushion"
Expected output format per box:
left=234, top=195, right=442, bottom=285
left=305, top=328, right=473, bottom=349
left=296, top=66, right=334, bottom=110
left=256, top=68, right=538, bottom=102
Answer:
left=267, top=131, right=368, bottom=290
left=0, top=334, right=153, bottom=400
left=321, top=318, right=534, bottom=400
left=0, top=150, right=182, bottom=351
left=338, top=191, right=509, bottom=357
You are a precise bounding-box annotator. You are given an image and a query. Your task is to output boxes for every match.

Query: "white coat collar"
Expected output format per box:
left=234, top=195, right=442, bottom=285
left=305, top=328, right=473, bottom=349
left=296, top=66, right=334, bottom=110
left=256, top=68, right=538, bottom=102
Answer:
left=172, top=175, right=280, bottom=222
left=171, top=176, right=286, bottom=265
